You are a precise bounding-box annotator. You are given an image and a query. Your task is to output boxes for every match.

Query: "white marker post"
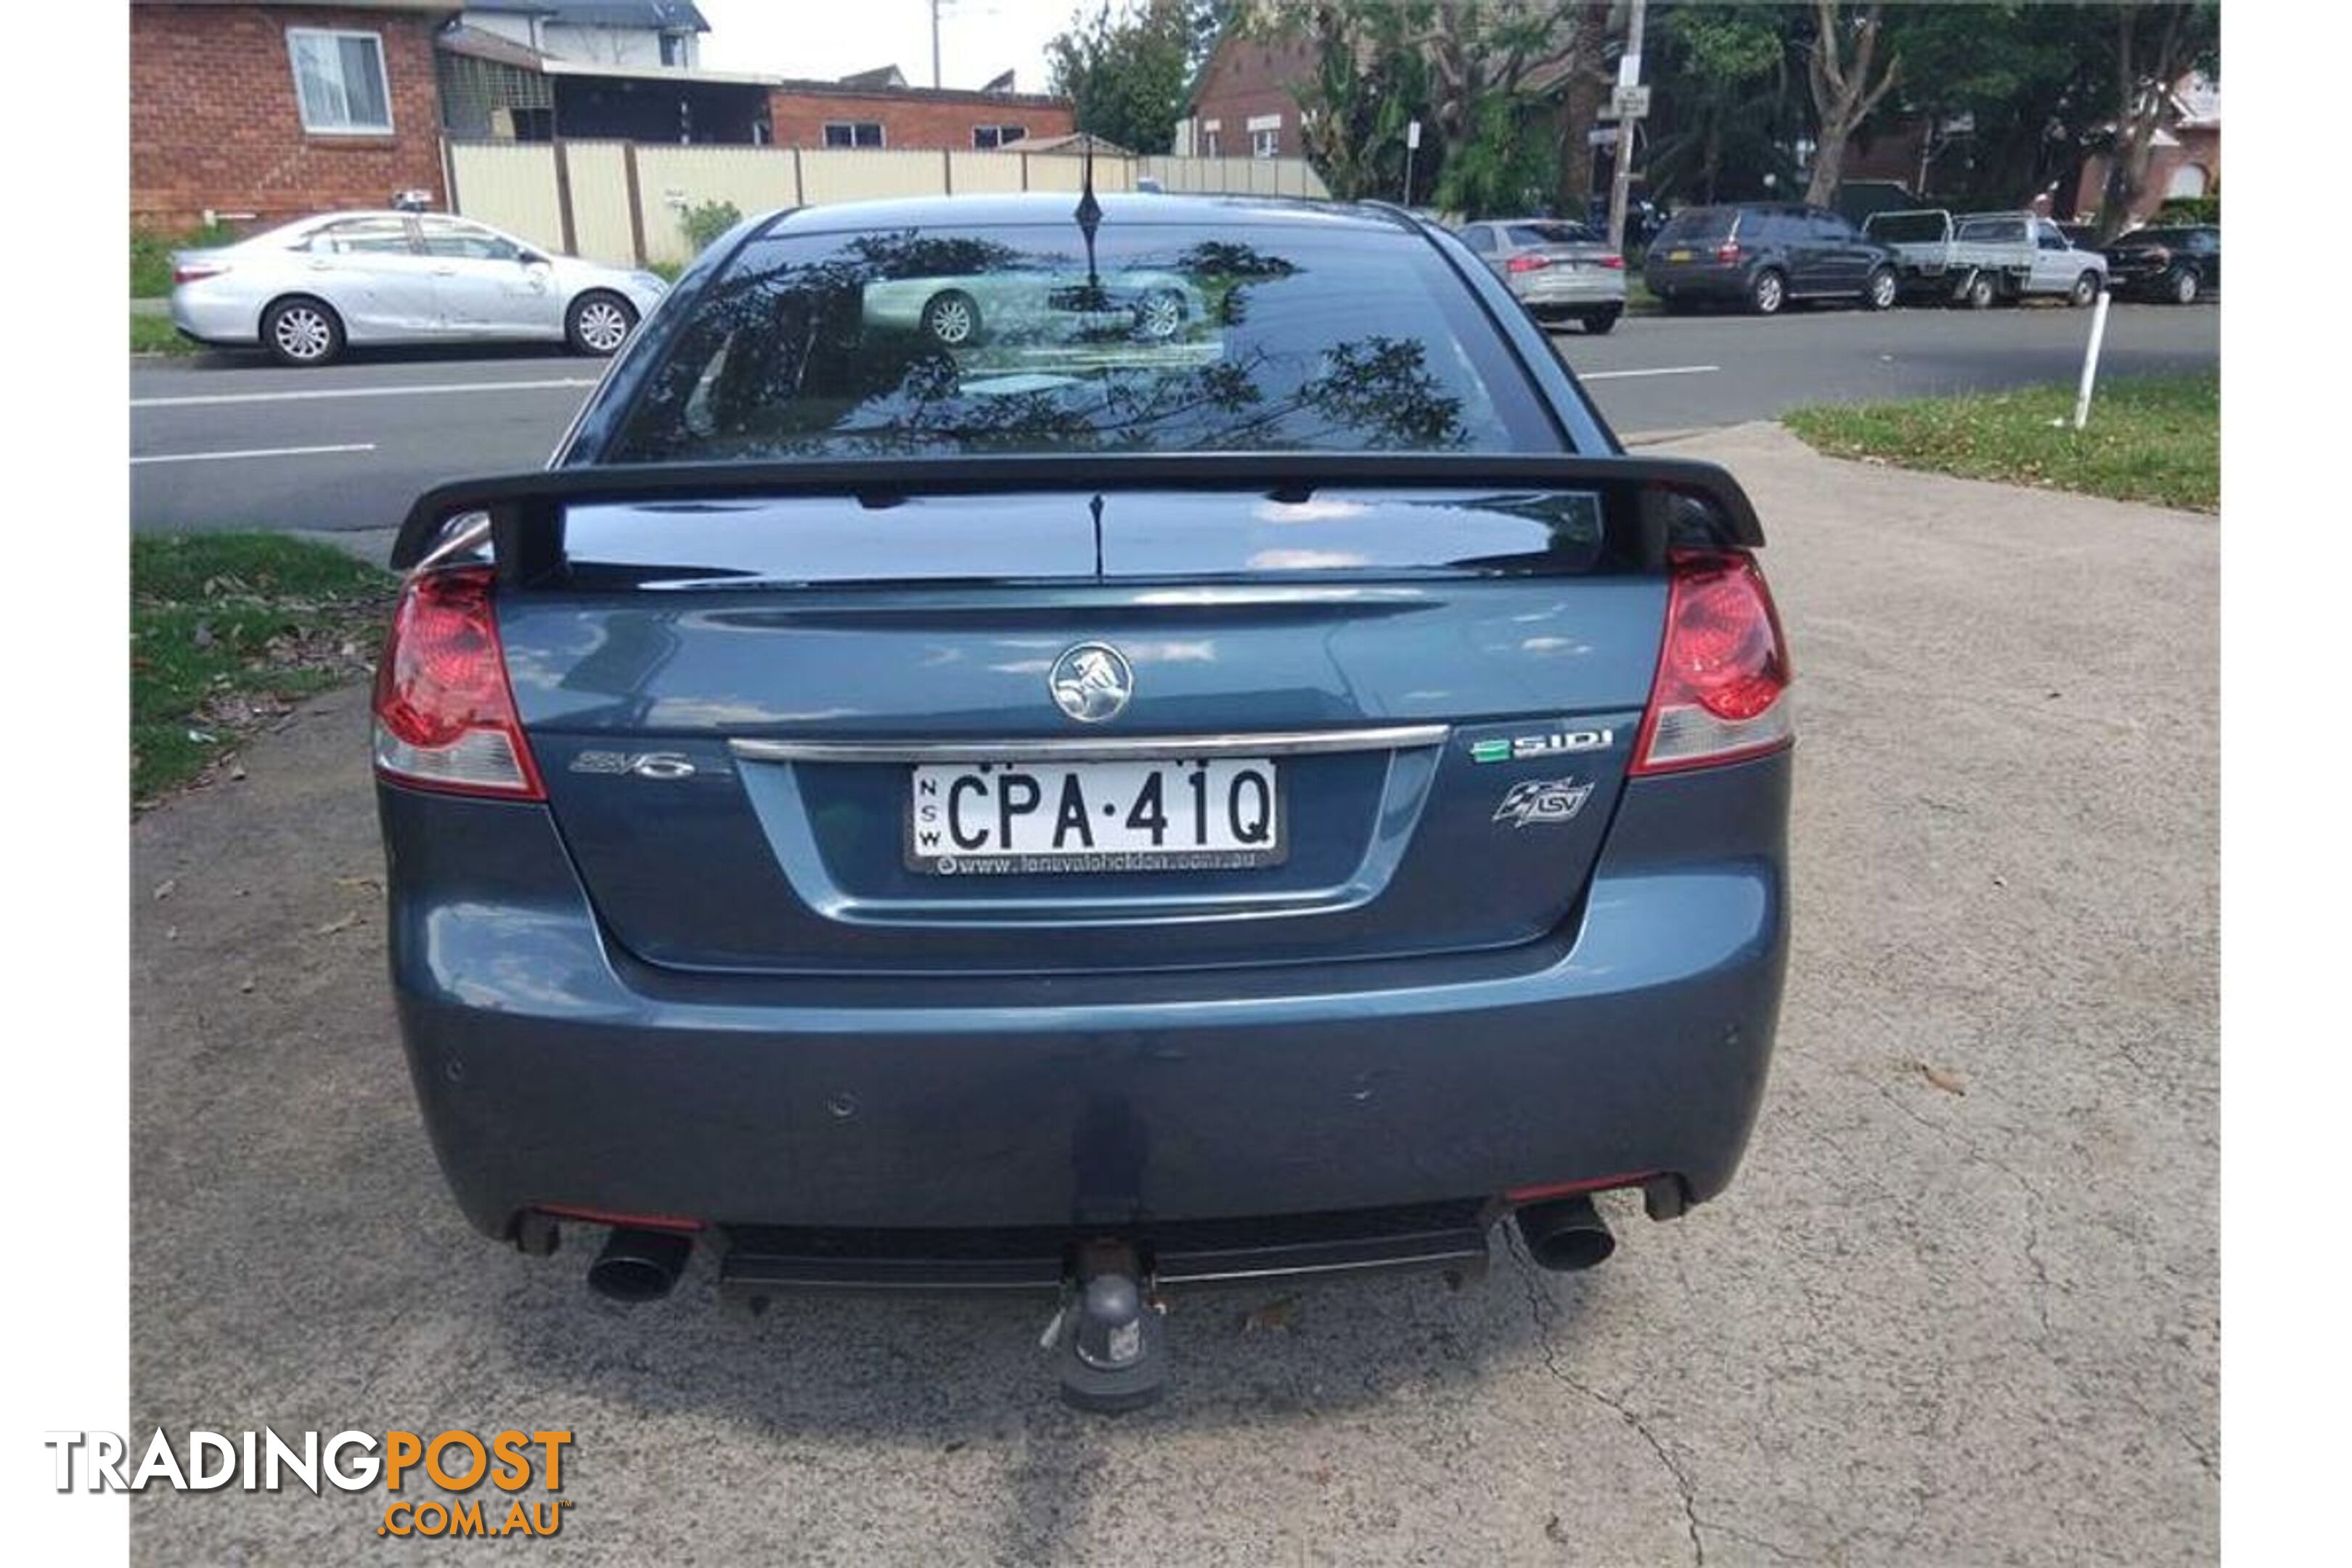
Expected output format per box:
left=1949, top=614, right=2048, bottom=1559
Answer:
left=2072, top=284, right=2112, bottom=430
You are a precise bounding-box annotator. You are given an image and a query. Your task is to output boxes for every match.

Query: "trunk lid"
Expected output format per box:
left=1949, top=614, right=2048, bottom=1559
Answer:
left=491, top=486, right=1668, bottom=976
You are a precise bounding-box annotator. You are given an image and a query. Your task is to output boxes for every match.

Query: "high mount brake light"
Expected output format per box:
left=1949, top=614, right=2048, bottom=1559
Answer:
left=371, top=566, right=545, bottom=799
left=1630, top=552, right=1794, bottom=775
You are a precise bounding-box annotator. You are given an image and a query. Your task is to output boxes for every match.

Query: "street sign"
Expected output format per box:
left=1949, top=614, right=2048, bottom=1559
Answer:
left=1406, top=119, right=1421, bottom=150
left=1611, top=84, right=1651, bottom=120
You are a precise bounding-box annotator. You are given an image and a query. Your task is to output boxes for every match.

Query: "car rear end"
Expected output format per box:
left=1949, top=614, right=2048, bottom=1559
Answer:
left=1493, top=221, right=1628, bottom=322
left=2105, top=227, right=2194, bottom=298
left=1642, top=207, right=1752, bottom=306
left=375, top=198, right=1793, bottom=1364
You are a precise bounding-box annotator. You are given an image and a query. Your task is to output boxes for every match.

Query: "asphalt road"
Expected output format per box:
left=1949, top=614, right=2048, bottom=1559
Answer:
left=129, top=301, right=2221, bottom=536
left=129, top=424, right=2216, bottom=1564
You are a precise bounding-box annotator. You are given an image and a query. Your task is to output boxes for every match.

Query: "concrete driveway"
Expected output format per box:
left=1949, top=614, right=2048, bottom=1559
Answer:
left=129, top=425, right=2217, bottom=1564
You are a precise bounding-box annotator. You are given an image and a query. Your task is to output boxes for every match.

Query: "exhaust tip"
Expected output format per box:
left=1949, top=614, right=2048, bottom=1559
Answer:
left=1514, top=1196, right=1617, bottom=1273
left=587, top=1228, right=693, bottom=1302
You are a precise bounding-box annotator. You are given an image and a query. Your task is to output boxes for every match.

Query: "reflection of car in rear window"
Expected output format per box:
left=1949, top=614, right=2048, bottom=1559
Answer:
left=608, top=223, right=1559, bottom=460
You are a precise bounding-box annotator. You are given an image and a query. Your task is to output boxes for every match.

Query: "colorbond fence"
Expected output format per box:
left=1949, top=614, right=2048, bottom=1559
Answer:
left=444, top=139, right=1330, bottom=266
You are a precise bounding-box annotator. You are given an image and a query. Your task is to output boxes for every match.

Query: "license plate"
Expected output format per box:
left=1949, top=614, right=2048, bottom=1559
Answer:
left=907, top=759, right=1283, bottom=875
left=1667, top=248, right=1694, bottom=262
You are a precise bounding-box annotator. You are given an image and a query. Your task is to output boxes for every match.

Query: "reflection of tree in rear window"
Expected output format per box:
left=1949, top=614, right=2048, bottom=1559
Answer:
left=606, top=223, right=1561, bottom=461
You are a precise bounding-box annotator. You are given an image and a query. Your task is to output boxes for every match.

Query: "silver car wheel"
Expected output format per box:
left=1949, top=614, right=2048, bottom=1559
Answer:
left=924, top=292, right=978, bottom=346
left=576, top=300, right=631, bottom=354
left=1136, top=290, right=1185, bottom=340
left=273, top=306, right=333, bottom=362
left=1868, top=269, right=1897, bottom=309
left=2171, top=268, right=2200, bottom=305
left=1752, top=271, right=1784, bottom=314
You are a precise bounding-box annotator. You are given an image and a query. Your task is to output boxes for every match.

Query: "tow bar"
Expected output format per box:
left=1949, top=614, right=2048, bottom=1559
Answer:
left=1041, top=1241, right=1166, bottom=1412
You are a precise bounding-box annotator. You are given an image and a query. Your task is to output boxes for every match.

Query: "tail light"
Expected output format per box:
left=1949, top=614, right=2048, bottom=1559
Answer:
left=1630, top=552, right=1794, bottom=775
left=1508, top=253, right=1553, bottom=273
left=172, top=262, right=229, bottom=285
left=1715, top=241, right=1742, bottom=264
left=1598, top=253, right=1625, bottom=269
left=371, top=566, right=544, bottom=799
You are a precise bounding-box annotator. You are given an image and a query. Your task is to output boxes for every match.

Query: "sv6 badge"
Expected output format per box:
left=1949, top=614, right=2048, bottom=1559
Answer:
left=1493, top=778, right=1594, bottom=828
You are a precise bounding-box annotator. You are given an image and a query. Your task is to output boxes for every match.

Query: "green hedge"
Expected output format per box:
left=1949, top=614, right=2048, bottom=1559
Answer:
left=132, top=221, right=242, bottom=298
left=2156, top=195, right=2219, bottom=226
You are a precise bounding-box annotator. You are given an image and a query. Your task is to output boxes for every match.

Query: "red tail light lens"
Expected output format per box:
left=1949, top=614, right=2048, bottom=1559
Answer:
left=1715, top=241, right=1741, bottom=264
left=1507, top=253, right=1553, bottom=273
left=1598, top=253, right=1625, bottom=269
left=371, top=566, right=544, bottom=799
left=1630, top=552, right=1794, bottom=775
left=172, top=262, right=228, bottom=285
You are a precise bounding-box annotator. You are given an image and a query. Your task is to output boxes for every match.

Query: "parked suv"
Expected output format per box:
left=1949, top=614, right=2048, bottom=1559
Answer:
left=1645, top=203, right=1900, bottom=315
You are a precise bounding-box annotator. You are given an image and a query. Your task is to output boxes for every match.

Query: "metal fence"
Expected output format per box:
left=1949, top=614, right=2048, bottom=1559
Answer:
left=444, top=140, right=1331, bottom=266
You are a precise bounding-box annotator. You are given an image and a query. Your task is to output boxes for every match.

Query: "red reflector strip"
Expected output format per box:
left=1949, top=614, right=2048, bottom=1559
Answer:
left=534, top=1203, right=706, bottom=1233
left=1504, top=1172, right=1657, bottom=1205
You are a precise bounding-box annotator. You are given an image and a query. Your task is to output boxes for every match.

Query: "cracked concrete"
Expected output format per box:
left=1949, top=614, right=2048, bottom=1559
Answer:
left=130, top=422, right=2216, bottom=1564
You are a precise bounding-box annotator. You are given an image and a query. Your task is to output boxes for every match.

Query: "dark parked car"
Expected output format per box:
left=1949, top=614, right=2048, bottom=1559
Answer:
left=1644, top=203, right=1900, bottom=315
left=2104, top=224, right=2220, bottom=303
left=377, top=194, right=1794, bottom=1409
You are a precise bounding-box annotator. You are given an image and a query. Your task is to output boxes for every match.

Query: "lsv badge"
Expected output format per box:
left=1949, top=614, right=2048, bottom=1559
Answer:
left=1493, top=777, right=1594, bottom=828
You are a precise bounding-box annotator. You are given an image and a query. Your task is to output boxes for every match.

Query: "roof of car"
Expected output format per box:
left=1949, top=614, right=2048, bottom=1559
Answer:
left=758, top=192, right=1418, bottom=237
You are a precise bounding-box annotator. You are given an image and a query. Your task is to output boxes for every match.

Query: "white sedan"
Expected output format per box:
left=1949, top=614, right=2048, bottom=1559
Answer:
left=169, top=211, right=670, bottom=367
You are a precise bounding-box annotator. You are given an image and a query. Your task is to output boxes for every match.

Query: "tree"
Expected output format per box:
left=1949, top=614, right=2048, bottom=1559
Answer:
left=2092, top=1, right=2219, bottom=237
left=1286, top=2, right=1438, bottom=203
left=1802, top=1, right=1900, bottom=205
left=1551, top=1, right=1615, bottom=216
left=1643, top=4, right=1804, bottom=207
left=1046, top=1, right=1200, bottom=155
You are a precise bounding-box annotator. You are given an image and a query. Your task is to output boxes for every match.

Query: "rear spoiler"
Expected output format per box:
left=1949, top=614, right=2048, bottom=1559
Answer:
left=392, top=453, right=1765, bottom=580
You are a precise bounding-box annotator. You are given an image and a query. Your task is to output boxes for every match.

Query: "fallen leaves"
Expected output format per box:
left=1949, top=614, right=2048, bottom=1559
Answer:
left=1243, top=1295, right=1300, bottom=1334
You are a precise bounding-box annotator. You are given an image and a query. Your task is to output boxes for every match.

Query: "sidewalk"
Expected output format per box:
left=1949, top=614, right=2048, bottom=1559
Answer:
left=128, top=426, right=2217, bottom=1567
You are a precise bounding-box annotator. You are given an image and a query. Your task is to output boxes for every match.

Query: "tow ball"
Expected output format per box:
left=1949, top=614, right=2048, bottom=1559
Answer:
left=1042, top=1241, right=1166, bottom=1413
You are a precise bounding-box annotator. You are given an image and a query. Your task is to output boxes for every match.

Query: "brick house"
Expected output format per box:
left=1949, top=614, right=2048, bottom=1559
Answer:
left=763, top=78, right=1073, bottom=152
left=1172, top=27, right=1318, bottom=159
left=132, top=1, right=458, bottom=232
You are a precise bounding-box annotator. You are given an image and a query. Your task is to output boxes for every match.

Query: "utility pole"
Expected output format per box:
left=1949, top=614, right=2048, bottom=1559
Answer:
left=931, top=0, right=944, bottom=89
left=1606, top=0, right=1649, bottom=253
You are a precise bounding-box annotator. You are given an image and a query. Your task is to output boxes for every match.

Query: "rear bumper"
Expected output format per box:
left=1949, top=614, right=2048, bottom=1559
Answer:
left=1643, top=264, right=1751, bottom=301
left=381, top=751, right=1789, bottom=1246
left=169, top=288, right=260, bottom=346
left=1511, top=275, right=1627, bottom=311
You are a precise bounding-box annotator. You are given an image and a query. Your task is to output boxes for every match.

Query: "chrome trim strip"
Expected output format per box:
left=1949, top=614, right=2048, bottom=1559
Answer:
left=729, top=724, right=1451, bottom=764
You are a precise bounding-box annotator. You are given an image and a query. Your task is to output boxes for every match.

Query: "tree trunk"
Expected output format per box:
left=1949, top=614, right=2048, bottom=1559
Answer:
left=2096, top=3, right=2190, bottom=240
left=1802, top=1, right=1898, bottom=208
left=1553, top=0, right=1612, bottom=216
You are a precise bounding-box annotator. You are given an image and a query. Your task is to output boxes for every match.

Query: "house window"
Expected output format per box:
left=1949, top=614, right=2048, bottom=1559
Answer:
left=1251, top=126, right=1279, bottom=159
left=972, top=124, right=1027, bottom=150
left=660, top=33, right=687, bottom=67
left=823, top=122, right=885, bottom=148
left=1203, top=129, right=1220, bottom=156
left=287, top=28, right=393, bottom=135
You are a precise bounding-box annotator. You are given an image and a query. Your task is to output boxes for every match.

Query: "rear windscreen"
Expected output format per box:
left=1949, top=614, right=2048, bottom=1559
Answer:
left=1654, top=209, right=1735, bottom=246
left=1956, top=216, right=2027, bottom=243
left=604, top=221, right=1561, bottom=462
left=1866, top=213, right=1948, bottom=243
left=1506, top=221, right=1601, bottom=247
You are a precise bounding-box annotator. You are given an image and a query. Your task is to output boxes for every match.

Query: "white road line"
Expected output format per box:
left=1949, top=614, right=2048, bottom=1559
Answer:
left=131, top=443, right=377, bottom=466
left=1577, top=364, right=1722, bottom=381
left=131, top=377, right=598, bottom=409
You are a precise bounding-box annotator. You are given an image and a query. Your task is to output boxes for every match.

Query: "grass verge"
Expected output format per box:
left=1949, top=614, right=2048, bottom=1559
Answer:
left=132, top=312, right=198, bottom=356
left=133, top=222, right=240, bottom=298
left=1783, top=372, right=2218, bottom=512
left=131, top=534, right=393, bottom=804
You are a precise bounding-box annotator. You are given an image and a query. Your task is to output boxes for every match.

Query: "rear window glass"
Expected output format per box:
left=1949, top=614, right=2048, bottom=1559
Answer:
left=1866, top=213, right=1947, bottom=244
left=605, top=221, right=1559, bottom=462
left=1956, top=216, right=2028, bottom=243
left=1655, top=209, right=1734, bottom=245
left=1506, top=221, right=1600, bottom=246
